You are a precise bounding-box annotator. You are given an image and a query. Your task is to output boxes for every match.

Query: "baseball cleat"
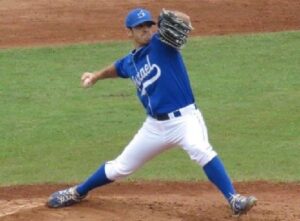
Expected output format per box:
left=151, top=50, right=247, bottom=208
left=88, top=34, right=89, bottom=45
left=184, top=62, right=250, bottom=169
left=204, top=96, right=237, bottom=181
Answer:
left=229, top=194, right=257, bottom=216
left=47, top=186, right=87, bottom=208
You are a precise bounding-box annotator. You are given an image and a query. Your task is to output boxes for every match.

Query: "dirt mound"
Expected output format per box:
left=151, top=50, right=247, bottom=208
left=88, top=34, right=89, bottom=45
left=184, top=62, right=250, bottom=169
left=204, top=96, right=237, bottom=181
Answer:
left=0, top=181, right=300, bottom=221
left=0, top=0, right=299, bottom=48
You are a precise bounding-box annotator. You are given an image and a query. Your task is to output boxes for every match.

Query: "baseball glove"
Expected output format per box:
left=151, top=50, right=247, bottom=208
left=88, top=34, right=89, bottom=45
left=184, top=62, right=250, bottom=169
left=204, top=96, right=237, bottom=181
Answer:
left=158, top=9, right=193, bottom=50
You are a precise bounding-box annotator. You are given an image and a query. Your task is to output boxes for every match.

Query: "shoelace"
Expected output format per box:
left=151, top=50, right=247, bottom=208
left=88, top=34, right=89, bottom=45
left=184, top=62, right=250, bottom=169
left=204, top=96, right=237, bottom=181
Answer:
left=56, top=189, right=79, bottom=204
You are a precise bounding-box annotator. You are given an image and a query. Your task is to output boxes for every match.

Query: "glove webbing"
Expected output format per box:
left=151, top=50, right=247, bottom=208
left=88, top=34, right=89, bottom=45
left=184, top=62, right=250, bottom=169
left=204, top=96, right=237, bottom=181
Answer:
left=158, top=10, right=192, bottom=49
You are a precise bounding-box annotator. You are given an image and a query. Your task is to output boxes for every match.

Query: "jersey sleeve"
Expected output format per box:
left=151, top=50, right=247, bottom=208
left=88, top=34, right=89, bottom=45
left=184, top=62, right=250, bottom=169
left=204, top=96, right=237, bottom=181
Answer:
left=114, top=55, right=130, bottom=78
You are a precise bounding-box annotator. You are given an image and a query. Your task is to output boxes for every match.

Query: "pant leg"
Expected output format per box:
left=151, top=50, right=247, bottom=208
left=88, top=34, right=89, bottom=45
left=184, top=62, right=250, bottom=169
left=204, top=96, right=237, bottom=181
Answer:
left=172, top=109, right=235, bottom=201
left=171, top=109, right=217, bottom=166
left=105, top=117, right=170, bottom=180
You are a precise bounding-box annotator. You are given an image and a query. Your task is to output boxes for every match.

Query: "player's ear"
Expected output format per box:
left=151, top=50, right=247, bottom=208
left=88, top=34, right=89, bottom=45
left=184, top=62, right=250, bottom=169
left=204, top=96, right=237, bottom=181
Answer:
left=127, top=28, right=133, bottom=38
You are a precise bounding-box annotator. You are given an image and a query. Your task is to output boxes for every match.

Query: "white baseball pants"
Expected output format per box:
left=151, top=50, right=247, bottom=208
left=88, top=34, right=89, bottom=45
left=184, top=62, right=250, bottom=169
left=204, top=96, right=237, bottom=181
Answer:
left=105, top=105, right=217, bottom=180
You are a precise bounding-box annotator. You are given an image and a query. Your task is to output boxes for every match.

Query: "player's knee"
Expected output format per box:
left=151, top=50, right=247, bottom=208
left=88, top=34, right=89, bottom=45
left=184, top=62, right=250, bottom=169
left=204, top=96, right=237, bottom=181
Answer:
left=105, top=160, right=135, bottom=180
left=187, top=146, right=217, bottom=166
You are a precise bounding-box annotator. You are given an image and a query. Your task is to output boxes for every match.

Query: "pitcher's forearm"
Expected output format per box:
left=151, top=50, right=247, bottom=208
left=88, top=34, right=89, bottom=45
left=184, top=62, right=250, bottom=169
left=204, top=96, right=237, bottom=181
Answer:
left=81, top=64, right=118, bottom=88
left=93, top=64, right=118, bottom=81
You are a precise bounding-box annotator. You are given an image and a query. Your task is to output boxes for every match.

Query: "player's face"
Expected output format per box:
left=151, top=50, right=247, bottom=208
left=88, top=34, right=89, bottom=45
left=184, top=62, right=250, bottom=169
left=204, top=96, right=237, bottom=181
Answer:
left=129, top=22, right=154, bottom=48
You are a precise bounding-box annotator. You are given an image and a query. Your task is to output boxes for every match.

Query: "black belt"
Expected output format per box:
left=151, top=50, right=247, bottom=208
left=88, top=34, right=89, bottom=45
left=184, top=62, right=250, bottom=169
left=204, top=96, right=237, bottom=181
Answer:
left=152, top=104, right=197, bottom=121
left=153, top=110, right=181, bottom=121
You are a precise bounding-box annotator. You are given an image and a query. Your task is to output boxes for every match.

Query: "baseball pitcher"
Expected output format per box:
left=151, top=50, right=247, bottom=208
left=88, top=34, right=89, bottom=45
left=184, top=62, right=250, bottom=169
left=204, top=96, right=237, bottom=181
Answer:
left=47, top=8, right=257, bottom=216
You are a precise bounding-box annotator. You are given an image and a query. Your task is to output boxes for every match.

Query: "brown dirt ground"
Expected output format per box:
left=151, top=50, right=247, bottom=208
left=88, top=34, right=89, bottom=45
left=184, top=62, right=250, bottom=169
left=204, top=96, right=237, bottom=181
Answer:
left=1, top=0, right=300, bottom=220
left=0, top=181, right=300, bottom=221
left=1, top=0, right=300, bottom=48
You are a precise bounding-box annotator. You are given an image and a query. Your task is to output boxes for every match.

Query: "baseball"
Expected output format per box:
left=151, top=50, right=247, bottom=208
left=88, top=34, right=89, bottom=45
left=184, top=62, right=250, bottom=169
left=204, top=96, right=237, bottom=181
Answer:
left=83, top=77, right=92, bottom=87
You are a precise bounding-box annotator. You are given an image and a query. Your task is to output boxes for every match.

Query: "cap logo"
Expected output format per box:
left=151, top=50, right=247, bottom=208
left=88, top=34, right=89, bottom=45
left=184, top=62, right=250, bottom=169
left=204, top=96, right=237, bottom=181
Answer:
left=137, top=10, right=146, bottom=18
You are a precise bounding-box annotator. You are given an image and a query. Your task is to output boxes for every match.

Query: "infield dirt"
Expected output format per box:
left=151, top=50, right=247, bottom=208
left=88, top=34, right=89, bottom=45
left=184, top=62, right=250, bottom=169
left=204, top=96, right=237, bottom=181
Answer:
left=1, top=0, right=300, bottom=220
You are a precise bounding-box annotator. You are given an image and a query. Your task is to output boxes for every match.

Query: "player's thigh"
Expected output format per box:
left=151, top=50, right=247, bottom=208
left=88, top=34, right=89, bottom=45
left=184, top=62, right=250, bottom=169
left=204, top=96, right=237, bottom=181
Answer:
left=179, top=110, right=217, bottom=166
left=105, top=118, right=169, bottom=179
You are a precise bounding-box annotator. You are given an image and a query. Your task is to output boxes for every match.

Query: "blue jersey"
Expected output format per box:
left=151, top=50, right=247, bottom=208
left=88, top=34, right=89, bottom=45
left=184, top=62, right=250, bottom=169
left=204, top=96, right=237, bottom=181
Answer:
left=115, top=33, right=195, bottom=116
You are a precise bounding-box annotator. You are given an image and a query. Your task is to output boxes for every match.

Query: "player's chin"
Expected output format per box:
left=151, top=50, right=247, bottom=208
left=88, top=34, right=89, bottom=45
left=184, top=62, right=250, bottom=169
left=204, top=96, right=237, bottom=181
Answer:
left=141, top=35, right=151, bottom=44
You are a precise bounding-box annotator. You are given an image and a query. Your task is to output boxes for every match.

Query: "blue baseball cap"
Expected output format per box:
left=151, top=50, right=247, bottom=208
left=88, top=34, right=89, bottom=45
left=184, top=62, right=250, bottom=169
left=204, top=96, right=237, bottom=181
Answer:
left=125, top=8, right=155, bottom=28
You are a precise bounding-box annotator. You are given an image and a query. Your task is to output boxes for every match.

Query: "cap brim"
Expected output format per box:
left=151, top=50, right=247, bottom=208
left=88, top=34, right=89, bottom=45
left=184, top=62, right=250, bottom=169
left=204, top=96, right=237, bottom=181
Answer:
left=129, top=20, right=156, bottom=28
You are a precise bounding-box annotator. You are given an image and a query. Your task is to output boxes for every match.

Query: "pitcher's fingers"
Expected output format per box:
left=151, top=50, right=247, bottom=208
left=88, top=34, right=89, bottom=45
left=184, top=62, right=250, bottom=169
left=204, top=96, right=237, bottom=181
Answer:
left=81, top=72, right=91, bottom=81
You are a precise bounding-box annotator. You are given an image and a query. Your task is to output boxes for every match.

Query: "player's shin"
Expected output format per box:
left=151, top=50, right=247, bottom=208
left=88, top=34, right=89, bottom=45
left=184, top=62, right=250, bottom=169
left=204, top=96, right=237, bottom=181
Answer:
left=203, top=156, right=236, bottom=202
left=76, top=163, right=113, bottom=196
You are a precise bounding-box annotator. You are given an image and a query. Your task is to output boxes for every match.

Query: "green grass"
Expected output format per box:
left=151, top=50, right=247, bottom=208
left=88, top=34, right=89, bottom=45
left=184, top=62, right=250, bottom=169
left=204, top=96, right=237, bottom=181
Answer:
left=0, top=31, right=299, bottom=185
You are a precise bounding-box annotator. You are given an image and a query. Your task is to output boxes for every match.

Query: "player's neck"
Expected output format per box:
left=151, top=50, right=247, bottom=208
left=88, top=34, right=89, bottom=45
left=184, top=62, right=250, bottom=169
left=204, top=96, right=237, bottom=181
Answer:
left=134, top=42, right=146, bottom=50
